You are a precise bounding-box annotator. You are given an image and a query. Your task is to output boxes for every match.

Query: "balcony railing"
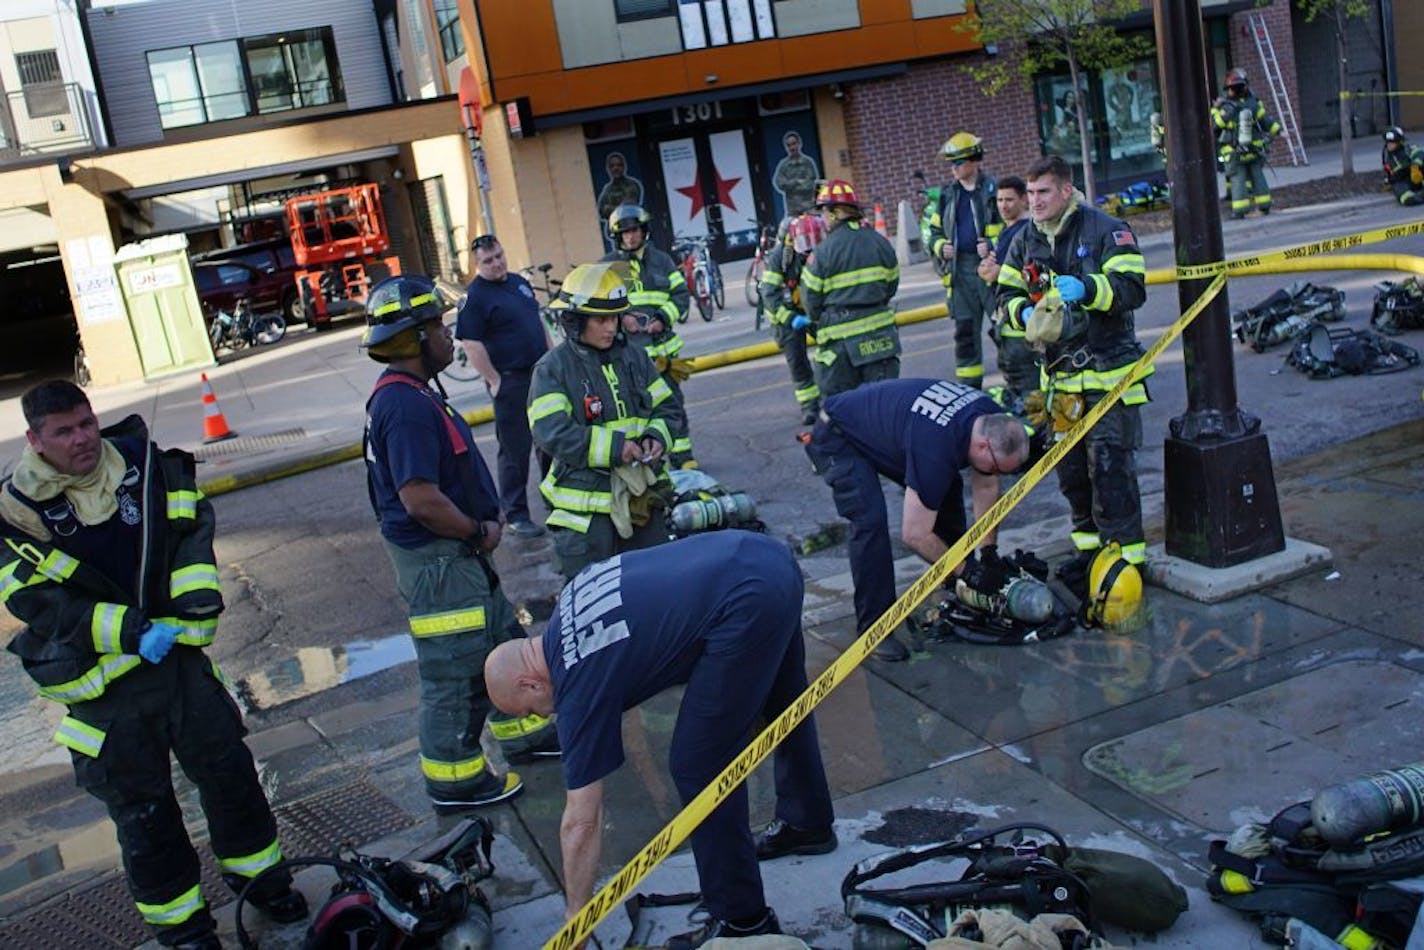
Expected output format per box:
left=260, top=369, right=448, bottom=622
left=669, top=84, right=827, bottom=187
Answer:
left=0, top=83, right=97, bottom=165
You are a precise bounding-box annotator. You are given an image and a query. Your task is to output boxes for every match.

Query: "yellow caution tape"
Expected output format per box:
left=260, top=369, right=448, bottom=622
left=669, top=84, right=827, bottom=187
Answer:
left=543, top=274, right=1229, bottom=950
left=1170, top=218, right=1424, bottom=283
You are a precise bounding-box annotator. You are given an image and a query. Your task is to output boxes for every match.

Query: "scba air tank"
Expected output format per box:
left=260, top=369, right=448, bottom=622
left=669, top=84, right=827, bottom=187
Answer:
left=1310, top=762, right=1424, bottom=847
left=669, top=492, right=757, bottom=535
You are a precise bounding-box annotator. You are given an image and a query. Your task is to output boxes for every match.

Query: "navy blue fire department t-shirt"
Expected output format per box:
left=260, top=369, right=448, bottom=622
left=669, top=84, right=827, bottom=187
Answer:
left=455, top=273, right=548, bottom=373
left=365, top=370, right=499, bottom=549
left=824, top=378, right=999, bottom=511
left=543, top=531, right=798, bottom=791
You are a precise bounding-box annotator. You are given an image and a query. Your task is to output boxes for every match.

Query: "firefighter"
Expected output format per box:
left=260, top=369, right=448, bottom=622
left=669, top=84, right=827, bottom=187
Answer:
left=601, top=203, right=696, bottom=468
left=528, top=261, right=681, bottom=580
left=924, top=131, right=1001, bottom=388
left=1211, top=68, right=1282, bottom=218
left=0, top=380, right=307, bottom=949
left=976, top=175, right=1038, bottom=405
left=760, top=212, right=824, bottom=425
left=362, top=275, right=559, bottom=814
left=996, top=155, right=1151, bottom=590
left=1382, top=126, right=1424, bottom=207
left=799, top=179, right=901, bottom=399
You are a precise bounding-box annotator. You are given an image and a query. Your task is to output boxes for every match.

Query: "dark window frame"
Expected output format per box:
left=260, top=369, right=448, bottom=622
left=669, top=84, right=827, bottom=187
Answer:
left=433, top=0, right=465, bottom=63
left=615, top=0, right=676, bottom=23
left=146, top=26, right=345, bottom=131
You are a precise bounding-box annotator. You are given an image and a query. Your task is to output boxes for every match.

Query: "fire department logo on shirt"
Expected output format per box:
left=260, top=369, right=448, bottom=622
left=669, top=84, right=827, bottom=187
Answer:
left=520, top=284, right=535, bottom=299
left=557, top=555, right=630, bottom=669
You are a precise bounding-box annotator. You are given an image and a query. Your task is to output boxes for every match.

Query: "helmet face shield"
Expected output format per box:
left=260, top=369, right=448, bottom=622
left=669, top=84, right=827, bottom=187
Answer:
left=607, top=203, right=652, bottom=239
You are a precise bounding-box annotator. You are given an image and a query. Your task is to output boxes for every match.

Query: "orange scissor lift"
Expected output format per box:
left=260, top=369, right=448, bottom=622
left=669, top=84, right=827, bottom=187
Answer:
left=285, top=182, right=401, bottom=330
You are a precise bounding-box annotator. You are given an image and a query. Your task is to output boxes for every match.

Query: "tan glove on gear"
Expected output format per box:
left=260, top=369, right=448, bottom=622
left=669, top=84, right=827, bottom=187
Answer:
left=1023, top=389, right=1049, bottom=428
left=1411, top=164, right=1423, bottom=187
left=1050, top=392, right=1087, bottom=434
left=653, top=356, right=695, bottom=383
left=1024, top=289, right=1067, bottom=350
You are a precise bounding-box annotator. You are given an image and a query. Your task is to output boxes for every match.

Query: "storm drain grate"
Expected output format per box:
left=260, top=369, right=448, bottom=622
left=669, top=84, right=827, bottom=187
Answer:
left=192, top=428, right=307, bottom=459
left=274, top=779, right=418, bottom=859
left=0, top=782, right=412, bottom=948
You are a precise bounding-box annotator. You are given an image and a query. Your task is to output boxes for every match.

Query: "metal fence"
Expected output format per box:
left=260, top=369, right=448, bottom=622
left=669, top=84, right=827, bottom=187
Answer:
left=0, top=82, right=96, bottom=164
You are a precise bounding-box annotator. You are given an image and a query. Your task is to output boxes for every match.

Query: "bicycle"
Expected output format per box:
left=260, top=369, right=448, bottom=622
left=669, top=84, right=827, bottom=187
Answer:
left=672, top=234, right=724, bottom=322
left=745, top=223, right=777, bottom=331
left=520, top=262, right=563, bottom=338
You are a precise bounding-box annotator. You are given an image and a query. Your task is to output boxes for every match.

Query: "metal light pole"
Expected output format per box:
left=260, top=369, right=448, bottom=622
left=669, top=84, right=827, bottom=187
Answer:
left=1153, top=0, right=1285, bottom=567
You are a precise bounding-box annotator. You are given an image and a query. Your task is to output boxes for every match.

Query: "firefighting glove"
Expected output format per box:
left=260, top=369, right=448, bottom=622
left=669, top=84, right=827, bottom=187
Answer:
left=663, top=357, right=694, bottom=383
left=961, top=546, right=1009, bottom=595
left=1412, top=164, right=1424, bottom=187
left=1054, top=275, right=1087, bottom=304
left=138, top=622, right=181, bottom=664
left=791, top=315, right=811, bottom=331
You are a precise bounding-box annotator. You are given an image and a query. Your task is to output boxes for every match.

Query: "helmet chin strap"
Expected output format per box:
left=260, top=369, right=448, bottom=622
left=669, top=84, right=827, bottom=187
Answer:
left=417, top=326, right=451, bottom=400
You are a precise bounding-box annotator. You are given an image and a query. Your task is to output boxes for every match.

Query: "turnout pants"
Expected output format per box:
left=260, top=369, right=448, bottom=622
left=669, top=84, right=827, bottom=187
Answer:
left=1226, top=157, right=1271, bottom=215
left=814, top=338, right=900, bottom=401
left=1055, top=396, right=1145, bottom=562
left=67, top=648, right=290, bottom=946
left=669, top=555, right=833, bottom=922
left=1390, top=179, right=1424, bottom=207
left=772, top=317, right=820, bottom=413
left=949, top=252, right=993, bottom=387
left=491, top=369, right=549, bottom=524
left=549, top=511, right=671, bottom=581
left=804, top=420, right=966, bottom=633
left=385, top=538, right=555, bottom=799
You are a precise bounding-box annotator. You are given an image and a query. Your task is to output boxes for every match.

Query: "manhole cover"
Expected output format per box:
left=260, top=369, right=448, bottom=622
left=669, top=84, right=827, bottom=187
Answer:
left=274, top=779, right=418, bottom=858
left=193, top=428, right=307, bottom=459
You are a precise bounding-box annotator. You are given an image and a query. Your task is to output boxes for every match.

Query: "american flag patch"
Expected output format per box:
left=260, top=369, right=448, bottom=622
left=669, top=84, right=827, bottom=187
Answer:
left=1112, top=230, right=1136, bottom=247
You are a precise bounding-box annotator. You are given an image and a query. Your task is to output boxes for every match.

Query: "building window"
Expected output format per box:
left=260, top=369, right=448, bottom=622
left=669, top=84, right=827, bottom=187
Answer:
left=616, top=0, right=675, bottom=22
left=15, top=49, right=66, bottom=117
left=434, top=0, right=465, bottom=63
left=147, top=27, right=343, bottom=130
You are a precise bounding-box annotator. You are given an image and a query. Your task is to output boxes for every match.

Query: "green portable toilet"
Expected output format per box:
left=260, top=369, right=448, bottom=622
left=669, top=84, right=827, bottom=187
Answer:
left=114, top=234, right=215, bottom=379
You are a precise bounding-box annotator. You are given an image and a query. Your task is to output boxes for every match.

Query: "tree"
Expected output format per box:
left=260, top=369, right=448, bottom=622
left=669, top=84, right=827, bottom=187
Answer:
left=959, top=0, right=1152, bottom=204
left=1294, top=0, right=1370, bottom=177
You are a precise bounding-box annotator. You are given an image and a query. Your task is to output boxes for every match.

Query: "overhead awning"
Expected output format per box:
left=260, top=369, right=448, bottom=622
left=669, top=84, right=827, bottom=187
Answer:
left=121, top=145, right=400, bottom=201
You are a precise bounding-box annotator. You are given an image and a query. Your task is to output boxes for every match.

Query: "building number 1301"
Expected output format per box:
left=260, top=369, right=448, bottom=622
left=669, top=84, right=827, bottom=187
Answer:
left=669, top=101, right=726, bottom=126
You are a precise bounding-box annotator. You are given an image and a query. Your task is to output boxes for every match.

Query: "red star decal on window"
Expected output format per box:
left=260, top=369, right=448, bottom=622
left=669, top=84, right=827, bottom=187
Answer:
left=675, top=164, right=743, bottom=220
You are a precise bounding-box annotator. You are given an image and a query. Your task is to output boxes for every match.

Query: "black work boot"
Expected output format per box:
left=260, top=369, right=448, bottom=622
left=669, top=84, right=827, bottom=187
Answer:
left=667, top=908, right=782, bottom=949
left=755, top=819, right=838, bottom=860
left=1055, top=551, right=1094, bottom=601
left=250, top=885, right=309, bottom=924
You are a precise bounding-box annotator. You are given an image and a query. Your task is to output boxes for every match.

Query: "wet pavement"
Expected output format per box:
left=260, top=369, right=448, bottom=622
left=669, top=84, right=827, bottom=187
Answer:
left=0, top=132, right=1423, bottom=947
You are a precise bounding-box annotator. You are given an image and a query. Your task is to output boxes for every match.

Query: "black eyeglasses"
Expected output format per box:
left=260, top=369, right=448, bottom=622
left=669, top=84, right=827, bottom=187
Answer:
left=471, top=234, right=500, bottom=252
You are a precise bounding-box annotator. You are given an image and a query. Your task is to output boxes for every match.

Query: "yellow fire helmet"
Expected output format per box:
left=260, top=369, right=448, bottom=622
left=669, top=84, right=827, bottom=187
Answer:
left=940, top=131, right=984, bottom=163
left=1085, top=542, right=1146, bottom=632
left=549, top=261, right=632, bottom=316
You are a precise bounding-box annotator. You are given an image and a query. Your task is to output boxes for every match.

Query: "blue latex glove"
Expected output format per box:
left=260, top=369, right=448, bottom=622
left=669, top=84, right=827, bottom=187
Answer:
left=1016, top=305, right=1033, bottom=330
left=790, top=314, right=811, bottom=331
left=1054, top=275, right=1087, bottom=304
left=138, top=622, right=181, bottom=664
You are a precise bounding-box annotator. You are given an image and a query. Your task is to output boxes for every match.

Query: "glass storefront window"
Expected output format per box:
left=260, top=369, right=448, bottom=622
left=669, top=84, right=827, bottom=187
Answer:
left=1035, top=55, right=1165, bottom=191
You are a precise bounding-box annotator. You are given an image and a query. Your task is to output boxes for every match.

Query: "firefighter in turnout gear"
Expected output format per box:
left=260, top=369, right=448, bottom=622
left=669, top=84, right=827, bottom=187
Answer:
left=528, top=262, right=680, bottom=580
left=0, top=380, right=307, bottom=949
left=1382, top=126, right=1424, bottom=207
left=1212, top=68, right=1282, bottom=218
left=800, top=179, right=901, bottom=398
left=996, top=155, right=1152, bottom=580
left=924, top=131, right=1002, bottom=387
left=362, top=275, right=559, bottom=816
left=601, top=203, right=696, bottom=467
left=761, top=212, right=824, bottom=425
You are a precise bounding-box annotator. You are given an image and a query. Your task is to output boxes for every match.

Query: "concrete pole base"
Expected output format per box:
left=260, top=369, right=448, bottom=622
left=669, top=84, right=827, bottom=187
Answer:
left=1143, top=537, right=1333, bottom=604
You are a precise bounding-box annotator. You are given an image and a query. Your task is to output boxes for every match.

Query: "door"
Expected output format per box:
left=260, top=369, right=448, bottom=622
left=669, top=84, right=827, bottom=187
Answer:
left=654, top=110, right=760, bottom=260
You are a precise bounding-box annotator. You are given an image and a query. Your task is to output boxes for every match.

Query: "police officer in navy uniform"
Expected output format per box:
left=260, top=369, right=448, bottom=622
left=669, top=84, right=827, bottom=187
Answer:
left=456, top=234, right=550, bottom=539
left=484, top=532, right=836, bottom=950
left=804, top=379, right=1029, bottom=661
left=0, top=380, right=307, bottom=949
left=363, top=275, right=558, bottom=815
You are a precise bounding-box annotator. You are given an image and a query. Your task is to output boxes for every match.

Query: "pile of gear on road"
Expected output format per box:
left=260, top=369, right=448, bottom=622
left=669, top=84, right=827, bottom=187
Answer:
left=1228, top=278, right=1421, bottom=378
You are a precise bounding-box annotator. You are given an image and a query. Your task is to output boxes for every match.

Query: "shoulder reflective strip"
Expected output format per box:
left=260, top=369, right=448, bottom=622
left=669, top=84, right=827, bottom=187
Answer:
left=54, top=716, right=105, bottom=757
left=490, top=713, right=553, bottom=740
left=409, top=606, right=487, bottom=637
left=588, top=426, right=615, bottom=468
left=136, top=884, right=206, bottom=926
left=648, top=377, right=673, bottom=407
left=91, top=602, right=127, bottom=654
left=545, top=509, right=593, bottom=532
left=815, top=265, right=897, bottom=292
left=166, top=490, right=199, bottom=520
left=170, top=563, right=220, bottom=599
left=1071, top=532, right=1102, bottom=551
left=219, top=837, right=284, bottom=878
left=529, top=392, right=574, bottom=425
left=37, top=653, right=143, bottom=703
left=813, top=310, right=897, bottom=342
left=420, top=752, right=488, bottom=782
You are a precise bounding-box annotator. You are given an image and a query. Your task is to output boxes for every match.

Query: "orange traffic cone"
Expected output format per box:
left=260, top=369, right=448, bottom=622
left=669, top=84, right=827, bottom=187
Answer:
left=200, top=373, right=237, bottom=443
left=873, top=203, right=888, bottom=238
